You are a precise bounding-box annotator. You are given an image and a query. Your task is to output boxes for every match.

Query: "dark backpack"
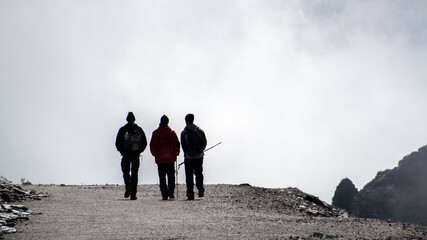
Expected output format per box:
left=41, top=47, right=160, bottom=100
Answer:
left=123, top=128, right=143, bottom=152
left=185, top=127, right=204, bottom=155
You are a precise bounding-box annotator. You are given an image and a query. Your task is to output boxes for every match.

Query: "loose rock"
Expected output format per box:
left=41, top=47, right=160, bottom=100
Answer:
left=233, top=184, right=347, bottom=218
left=0, top=176, right=47, bottom=236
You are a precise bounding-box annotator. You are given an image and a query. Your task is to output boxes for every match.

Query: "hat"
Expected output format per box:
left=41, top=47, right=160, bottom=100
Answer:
left=160, top=115, right=169, bottom=126
left=126, top=112, right=136, bottom=122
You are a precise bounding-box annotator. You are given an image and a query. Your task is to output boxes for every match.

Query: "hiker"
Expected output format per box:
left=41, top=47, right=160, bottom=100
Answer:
left=150, top=115, right=180, bottom=200
left=115, top=112, right=147, bottom=200
left=181, top=113, right=207, bottom=200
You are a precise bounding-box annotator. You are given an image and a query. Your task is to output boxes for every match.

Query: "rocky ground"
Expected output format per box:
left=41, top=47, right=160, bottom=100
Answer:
left=3, top=183, right=427, bottom=239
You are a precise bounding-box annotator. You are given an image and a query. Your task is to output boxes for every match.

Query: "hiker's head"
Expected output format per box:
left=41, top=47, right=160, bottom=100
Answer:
left=126, top=112, right=136, bottom=123
left=160, top=115, right=169, bottom=127
left=185, top=113, right=194, bottom=125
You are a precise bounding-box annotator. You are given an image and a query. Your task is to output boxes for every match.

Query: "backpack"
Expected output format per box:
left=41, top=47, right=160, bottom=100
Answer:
left=123, top=128, right=143, bottom=152
left=185, top=127, right=204, bottom=155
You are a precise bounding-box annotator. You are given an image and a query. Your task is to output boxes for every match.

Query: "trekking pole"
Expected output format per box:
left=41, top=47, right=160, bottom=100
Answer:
left=178, top=142, right=222, bottom=168
left=178, top=158, right=185, bottom=170
left=175, top=160, right=178, bottom=199
left=204, top=142, right=222, bottom=153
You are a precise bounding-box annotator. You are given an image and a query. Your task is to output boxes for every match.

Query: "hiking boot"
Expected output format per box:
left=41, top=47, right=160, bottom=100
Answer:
left=169, top=193, right=175, bottom=199
left=187, top=195, right=195, bottom=201
left=130, top=194, right=137, bottom=200
left=198, top=189, right=204, bottom=198
left=124, top=190, right=130, bottom=198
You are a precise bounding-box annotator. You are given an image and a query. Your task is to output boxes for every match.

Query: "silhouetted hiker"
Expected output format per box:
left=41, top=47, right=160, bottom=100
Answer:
left=115, top=112, right=147, bottom=200
left=181, top=113, right=207, bottom=200
left=150, top=115, right=180, bottom=200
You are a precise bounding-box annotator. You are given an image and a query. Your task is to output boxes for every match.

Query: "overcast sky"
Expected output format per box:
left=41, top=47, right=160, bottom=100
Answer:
left=1, top=0, right=427, bottom=203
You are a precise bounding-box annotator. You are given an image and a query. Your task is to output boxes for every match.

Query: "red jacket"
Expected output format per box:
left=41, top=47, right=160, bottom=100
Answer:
left=150, top=126, right=180, bottom=164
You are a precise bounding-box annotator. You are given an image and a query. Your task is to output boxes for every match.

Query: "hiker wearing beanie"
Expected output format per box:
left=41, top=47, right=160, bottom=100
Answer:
left=181, top=114, right=207, bottom=200
left=115, top=112, right=147, bottom=200
left=150, top=115, right=180, bottom=200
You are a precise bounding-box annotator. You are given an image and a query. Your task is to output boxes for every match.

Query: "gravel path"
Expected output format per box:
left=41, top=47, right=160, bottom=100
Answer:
left=5, top=184, right=427, bottom=239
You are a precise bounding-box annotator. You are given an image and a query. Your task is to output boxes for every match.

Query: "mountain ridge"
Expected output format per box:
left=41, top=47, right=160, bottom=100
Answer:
left=333, top=144, right=427, bottom=226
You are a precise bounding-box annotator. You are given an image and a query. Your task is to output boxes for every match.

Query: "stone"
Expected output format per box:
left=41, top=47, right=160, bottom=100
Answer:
left=0, top=176, right=47, bottom=236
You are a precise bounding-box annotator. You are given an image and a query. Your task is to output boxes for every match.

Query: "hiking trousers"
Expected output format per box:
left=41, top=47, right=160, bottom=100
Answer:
left=121, top=154, right=140, bottom=195
left=157, top=162, right=175, bottom=199
left=184, top=157, right=204, bottom=198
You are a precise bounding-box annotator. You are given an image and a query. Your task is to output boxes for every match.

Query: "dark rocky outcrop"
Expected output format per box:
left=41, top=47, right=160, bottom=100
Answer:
left=332, top=144, right=427, bottom=226
left=332, top=178, right=358, bottom=213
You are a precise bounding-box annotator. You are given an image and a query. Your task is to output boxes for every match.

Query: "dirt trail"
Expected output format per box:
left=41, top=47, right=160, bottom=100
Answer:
left=5, top=184, right=427, bottom=239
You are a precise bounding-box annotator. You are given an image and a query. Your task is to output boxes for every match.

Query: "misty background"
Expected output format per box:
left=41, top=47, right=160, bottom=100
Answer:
left=1, top=1, right=427, bottom=203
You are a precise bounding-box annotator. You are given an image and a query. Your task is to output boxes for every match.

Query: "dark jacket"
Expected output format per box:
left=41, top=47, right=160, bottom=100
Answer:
left=116, top=123, right=147, bottom=155
left=181, top=125, right=207, bottom=159
left=150, top=126, right=180, bottom=164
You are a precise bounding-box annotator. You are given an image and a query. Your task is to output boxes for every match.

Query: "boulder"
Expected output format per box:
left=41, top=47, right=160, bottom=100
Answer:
left=332, top=178, right=358, bottom=212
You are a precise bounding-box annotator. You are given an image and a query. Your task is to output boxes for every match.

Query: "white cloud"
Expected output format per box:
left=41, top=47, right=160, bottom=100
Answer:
left=1, top=0, right=427, bottom=202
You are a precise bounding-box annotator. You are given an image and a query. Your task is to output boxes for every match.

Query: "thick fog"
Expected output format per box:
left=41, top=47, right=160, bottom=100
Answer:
left=1, top=0, right=427, bottom=203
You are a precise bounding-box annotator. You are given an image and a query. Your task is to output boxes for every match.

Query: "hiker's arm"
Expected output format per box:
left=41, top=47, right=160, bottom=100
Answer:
left=140, top=128, right=147, bottom=153
left=173, top=132, right=180, bottom=157
left=115, top=128, right=124, bottom=154
left=180, top=131, right=189, bottom=154
left=200, top=129, right=207, bottom=151
left=149, top=132, right=157, bottom=157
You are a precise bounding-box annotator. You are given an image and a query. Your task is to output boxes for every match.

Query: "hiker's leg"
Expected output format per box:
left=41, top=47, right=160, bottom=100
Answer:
left=185, top=160, right=195, bottom=199
left=158, top=164, right=168, bottom=199
left=121, top=156, right=131, bottom=192
left=166, top=163, right=175, bottom=197
left=194, top=158, right=204, bottom=193
left=130, top=155, right=140, bottom=195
